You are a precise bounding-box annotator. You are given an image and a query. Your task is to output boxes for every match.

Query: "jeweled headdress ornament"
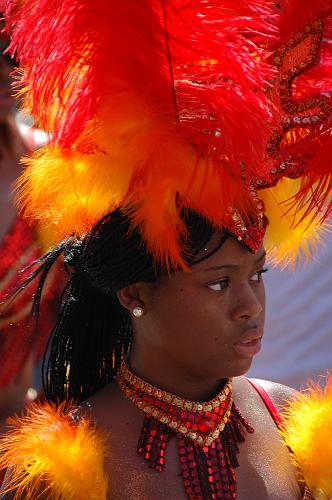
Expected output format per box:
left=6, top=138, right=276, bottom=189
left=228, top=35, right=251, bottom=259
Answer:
left=3, top=0, right=332, bottom=269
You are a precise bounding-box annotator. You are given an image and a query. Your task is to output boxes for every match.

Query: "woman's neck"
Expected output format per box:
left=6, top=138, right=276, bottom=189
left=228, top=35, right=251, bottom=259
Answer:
left=128, top=349, right=226, bottom=402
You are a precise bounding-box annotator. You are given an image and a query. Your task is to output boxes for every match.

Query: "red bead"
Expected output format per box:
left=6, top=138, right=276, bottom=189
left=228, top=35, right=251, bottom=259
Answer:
left=197, top=416, right=212, bottom=433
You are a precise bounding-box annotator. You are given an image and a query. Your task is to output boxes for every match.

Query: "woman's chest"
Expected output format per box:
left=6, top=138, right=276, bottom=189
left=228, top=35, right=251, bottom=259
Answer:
left=105, top=431, right=302, bottom=500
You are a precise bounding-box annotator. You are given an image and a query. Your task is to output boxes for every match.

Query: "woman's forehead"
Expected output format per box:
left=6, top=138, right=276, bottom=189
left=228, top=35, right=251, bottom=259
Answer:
left=192, top=238, right=265, bottom=273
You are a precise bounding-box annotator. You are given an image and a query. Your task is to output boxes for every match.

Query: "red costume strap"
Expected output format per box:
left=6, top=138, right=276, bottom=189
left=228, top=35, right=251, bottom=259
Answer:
left=247, top=378, right=283, bottom=429
left=247, top=379, right=314, bottom=500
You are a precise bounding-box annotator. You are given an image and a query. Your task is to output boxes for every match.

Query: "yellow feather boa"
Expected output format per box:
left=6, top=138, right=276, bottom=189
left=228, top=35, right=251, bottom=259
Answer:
left=0, top=402, right=108, bottom=499
left=280, top=375, right=332, bottom=500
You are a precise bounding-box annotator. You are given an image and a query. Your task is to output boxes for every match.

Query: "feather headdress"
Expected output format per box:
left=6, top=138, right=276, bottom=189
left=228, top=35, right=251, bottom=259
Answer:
left=3, top=0, right=332, bottom=269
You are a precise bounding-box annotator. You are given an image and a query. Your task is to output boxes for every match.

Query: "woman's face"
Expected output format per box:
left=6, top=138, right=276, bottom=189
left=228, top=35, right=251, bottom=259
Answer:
left=131, top=237, right=266, bottom=381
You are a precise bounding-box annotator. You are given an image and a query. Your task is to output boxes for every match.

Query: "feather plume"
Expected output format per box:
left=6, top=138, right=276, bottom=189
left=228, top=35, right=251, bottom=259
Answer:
left=261, top=177, right=331, bottom=267
left=0, top=402, right=108, bottom=499
left=280, top=375, right=332, bottom=499
left=278, top=0, right=332, bottom=39
left=283, top=132, right=332, bottom=225
left=267, top=1, right=332, bottom=231
left=4, top=0, right=278, bottom=268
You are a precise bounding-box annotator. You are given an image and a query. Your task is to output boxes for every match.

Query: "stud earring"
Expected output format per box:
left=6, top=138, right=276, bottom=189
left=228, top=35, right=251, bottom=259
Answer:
left=132, top=306, right=144, bottom=318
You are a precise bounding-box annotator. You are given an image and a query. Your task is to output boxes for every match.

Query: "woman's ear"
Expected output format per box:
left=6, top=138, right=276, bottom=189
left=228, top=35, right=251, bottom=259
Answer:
left=117, top=283, right=149, bottom=317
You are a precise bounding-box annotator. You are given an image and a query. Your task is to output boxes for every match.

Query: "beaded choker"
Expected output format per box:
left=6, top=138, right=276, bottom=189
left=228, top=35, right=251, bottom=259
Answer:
left=117, top=361, right=254, bottom=499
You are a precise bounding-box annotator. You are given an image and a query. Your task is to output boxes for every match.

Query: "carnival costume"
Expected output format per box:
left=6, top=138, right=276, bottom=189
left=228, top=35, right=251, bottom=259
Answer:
left=0, top=217, right=59, bottom=388
left=0, top=0, right=332, bottom=498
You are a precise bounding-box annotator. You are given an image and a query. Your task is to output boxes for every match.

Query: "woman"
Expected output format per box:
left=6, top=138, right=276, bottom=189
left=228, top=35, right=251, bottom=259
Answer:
left=0, top=0, right=331, bottom=498
left=0, top=41, right=58, bottom=434
left=1, top=215, right=311, bottom=500
left=69, top=221, right=302, bottom=499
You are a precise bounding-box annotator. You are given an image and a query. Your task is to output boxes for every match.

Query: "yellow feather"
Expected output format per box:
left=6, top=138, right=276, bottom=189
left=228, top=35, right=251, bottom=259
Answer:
left=280, top=375, right=332, bottom=499
left=261, top=177, right=331, bottom=268
left=0, top=402, right=108, bottom=499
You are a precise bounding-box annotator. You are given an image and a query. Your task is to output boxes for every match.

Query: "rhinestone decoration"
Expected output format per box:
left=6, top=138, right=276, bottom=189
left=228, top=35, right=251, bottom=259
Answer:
left=117, top=360, right=254, bottom=499
left=132, top=307, right=144, bottom=318
left=265, top=17, right=332, bottom=185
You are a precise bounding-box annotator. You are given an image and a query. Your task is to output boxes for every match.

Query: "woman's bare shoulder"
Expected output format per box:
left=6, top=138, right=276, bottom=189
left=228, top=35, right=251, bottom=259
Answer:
left=247, top=377, right=297, bottom=410
left=232, top=375, right=297, bottom=412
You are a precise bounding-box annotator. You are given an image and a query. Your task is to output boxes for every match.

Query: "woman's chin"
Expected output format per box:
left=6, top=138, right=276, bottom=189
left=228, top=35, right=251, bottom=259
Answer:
left=218, top=357, right=254, bottom=379
left=194, top=357, right=254, bottom=382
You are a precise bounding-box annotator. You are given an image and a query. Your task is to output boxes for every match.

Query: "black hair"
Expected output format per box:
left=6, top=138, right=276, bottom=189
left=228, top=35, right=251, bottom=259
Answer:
left=29, top=209, right=226, bottom=404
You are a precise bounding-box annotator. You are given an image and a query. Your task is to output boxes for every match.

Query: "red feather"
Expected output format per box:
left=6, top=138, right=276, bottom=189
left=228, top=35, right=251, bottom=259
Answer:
left=266, top=0, right=332, bottom=226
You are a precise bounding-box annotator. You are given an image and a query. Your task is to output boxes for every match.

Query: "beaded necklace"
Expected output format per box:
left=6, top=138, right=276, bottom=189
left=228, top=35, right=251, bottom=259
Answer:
left=117, top=361, right=254, bottom=499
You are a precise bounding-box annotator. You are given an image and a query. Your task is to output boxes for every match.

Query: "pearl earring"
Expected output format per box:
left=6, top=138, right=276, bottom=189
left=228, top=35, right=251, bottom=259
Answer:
left=132, top=306, right=144, bottom=318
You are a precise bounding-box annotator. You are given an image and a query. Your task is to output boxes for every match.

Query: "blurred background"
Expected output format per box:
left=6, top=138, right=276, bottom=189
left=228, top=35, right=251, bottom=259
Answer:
left=248, top=234, right=332, bottom=389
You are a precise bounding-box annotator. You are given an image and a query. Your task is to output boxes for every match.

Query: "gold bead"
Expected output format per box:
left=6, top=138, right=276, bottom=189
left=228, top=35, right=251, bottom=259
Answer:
left=196, top=436, right=204, bottom=445
left=204, top=437, right=213, bottom=447
left=212, top=429, right=220, bottom=439
left=193, top=403, right=203, bottom=411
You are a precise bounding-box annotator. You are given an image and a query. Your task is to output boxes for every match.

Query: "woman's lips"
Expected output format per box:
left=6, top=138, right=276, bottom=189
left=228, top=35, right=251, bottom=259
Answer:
left=233, top=329, right=262, bottom=358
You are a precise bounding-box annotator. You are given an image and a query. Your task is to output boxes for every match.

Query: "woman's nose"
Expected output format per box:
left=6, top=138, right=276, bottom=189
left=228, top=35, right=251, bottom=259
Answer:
left=231, top=284, right=263, bottom=320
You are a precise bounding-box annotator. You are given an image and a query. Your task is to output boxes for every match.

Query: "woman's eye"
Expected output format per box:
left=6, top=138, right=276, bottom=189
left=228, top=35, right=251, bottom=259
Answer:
left=250, top=267, right=268, bottom=282
left=207, top=279, right=229, bottom=291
